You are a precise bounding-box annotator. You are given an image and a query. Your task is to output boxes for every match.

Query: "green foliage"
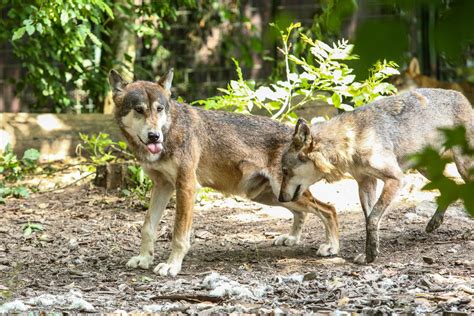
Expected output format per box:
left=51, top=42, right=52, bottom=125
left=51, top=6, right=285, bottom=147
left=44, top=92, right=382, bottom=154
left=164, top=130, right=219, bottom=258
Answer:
left=4, top=0, right=114, bottom=111
left=195, top=23, right=398, bottom=122
left=124, top=165, right=153, bottom=206
left=22, top=222, right=44, bottom=237
left=0, top=146, right=40, bottom=203
left=312, top=0, right=358, bottom=40
left=78, top=132, right=151, bottom=204
left=411, top=126, right=474, bottom=217
left=2, top=0, right=258, bottom=110
left=77, top=132, right=130, bottom=169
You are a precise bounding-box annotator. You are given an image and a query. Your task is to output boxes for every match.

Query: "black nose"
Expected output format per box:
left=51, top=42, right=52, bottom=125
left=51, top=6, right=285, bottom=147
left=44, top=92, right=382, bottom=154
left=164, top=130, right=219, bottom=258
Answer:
left=147, top=132, right=160, bottom=143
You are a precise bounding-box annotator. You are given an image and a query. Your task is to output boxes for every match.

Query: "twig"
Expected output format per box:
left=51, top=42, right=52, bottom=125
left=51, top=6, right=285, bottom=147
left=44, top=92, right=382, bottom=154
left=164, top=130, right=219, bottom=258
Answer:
left=151, top=294, right=224, bottom=303
left=38, top=172, right=94, bottom=193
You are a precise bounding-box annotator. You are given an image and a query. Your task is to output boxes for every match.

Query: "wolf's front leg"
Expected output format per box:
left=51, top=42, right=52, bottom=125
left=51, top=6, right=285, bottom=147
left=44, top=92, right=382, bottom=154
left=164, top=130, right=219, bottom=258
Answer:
left=154, top=170, right=196, bottom=277
left=292, top=191, right=340, bottom=256
left=273, top=210, right=307, bottom=246
left=127, top=179, right=174, bottom=269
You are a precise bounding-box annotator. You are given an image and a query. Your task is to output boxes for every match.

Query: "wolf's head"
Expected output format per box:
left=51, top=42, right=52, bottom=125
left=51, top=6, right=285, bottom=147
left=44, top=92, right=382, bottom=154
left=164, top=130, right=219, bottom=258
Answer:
left=279, top=118, right=321, bottom=202
left=108, top=69, right=174, bottom=161
left=389, top=57, right=420, bottom=92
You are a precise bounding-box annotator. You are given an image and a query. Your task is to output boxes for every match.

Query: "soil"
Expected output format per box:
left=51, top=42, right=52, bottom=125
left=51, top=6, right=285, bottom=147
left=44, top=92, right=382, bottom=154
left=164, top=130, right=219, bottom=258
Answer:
left=0, top=166, right=473, bottom=314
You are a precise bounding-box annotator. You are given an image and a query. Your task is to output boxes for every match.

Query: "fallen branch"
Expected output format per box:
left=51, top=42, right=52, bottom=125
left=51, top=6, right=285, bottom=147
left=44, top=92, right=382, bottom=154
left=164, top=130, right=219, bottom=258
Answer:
left=151, top=294, right=224, bottom=303
left=39, top=172, right=94, bottom=193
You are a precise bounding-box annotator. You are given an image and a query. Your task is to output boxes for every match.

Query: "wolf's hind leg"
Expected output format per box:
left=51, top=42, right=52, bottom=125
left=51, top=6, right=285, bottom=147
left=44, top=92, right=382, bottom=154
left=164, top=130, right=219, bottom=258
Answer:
left=127, top=178, right=174, bottom=269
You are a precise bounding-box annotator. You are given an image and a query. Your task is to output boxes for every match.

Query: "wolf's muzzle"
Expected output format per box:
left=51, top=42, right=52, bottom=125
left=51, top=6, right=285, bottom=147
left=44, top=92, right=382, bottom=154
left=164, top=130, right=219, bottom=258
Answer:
left=148, top=132, right=161, bottom=143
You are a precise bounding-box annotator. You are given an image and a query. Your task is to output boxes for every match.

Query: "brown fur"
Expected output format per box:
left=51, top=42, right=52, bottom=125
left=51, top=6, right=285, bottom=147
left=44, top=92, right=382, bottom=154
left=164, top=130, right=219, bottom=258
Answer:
left=108, top=69, right=340, bottom=277
left=391, top=57, right=474, bottom=103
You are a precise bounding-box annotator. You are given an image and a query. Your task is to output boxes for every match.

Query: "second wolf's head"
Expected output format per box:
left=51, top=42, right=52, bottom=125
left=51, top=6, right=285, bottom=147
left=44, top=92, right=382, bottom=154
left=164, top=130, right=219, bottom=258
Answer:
left=108, top=69, right=174, bottom=161
left=279, top=119, right=321, bottom=202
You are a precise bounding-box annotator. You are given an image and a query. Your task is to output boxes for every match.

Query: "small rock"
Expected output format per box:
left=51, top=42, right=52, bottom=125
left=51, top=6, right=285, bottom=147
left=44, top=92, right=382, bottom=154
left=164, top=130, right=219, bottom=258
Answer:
left=0, top=300, right=30, bottom=313
left=195, top=230, right=212, bottom=239
left=338, top=296, right=350, bottom=306
left=404, top=212, right=423, bottom=223
left=303, top=271, right=318, bottom=281
left=422, top=257, right=434, bottom=265
left=68, top=238, right=79, bottom=250
left=118, top=284, right=128, bottom=292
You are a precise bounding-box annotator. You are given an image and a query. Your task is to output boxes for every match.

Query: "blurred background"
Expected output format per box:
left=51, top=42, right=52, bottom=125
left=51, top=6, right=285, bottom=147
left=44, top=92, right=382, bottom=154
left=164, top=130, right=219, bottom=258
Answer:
left=1, top=0, right=473, bottom=113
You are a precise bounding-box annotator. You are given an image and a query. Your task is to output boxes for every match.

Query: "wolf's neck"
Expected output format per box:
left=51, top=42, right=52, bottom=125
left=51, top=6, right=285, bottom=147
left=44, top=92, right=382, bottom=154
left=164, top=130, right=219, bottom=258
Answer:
left=310, top=117, right=356, bottom=182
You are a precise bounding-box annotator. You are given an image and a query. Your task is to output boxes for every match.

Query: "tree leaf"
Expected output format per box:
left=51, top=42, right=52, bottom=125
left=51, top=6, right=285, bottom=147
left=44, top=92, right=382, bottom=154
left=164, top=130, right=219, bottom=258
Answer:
left=12, top=27, right=26, bottom=41
left=25, top=24, right=35, bottom=36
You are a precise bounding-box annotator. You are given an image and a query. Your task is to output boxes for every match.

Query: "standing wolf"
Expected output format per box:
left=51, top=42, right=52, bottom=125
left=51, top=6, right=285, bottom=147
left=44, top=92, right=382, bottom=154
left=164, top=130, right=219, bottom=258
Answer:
left=108, top=69, right=339, bottom=277
left=279, top=88, right=473, bottom=263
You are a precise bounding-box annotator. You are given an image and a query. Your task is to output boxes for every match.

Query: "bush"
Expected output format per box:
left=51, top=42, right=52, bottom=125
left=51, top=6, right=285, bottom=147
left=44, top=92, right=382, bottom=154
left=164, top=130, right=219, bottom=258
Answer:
left=0, top=146, right=40, bottom=203
left=195, top=22, right=399, bottom=122
left=411, top=126, right=474, bottom=217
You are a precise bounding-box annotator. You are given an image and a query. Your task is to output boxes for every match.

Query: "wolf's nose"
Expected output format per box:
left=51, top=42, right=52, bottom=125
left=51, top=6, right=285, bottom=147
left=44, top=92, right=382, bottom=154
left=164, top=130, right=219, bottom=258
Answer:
left=148, top=132, right=160, bottom=143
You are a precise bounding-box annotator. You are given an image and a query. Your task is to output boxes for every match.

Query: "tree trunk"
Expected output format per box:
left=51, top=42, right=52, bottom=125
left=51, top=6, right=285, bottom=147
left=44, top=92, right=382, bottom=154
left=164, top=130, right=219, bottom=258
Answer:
left=103, top=0, right=137, bottom=114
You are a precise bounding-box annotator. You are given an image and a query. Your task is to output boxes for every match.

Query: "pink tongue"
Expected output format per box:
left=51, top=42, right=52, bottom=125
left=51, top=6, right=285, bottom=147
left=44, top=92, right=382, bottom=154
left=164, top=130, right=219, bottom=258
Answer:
left=146, top=143, right=163, bottom=154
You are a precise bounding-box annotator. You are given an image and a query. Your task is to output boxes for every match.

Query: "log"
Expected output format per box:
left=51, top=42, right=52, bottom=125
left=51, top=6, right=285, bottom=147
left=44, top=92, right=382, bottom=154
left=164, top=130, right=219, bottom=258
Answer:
left=0, top=113, right=123, bottom=161
left=94, top=162, right=130, bottom=190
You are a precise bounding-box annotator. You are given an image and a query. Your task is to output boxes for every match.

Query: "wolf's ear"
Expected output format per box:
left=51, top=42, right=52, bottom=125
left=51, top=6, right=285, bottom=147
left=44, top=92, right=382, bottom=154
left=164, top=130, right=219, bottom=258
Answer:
left=293, top=118, right=311, bottom=149
left=407, top=57, right=420, bottom=76
left=157, top=68, right=174, bottom=92
left=108, top=70, right=127, bottom=94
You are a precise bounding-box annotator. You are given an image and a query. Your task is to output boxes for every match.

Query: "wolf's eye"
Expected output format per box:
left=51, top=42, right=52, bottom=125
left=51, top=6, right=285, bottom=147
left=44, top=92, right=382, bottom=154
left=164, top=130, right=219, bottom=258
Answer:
left=156, top=105, right=164, bottom=112
left=282, top=168, right=289, bottom=176
left=135, top=107, right=145, bottom=114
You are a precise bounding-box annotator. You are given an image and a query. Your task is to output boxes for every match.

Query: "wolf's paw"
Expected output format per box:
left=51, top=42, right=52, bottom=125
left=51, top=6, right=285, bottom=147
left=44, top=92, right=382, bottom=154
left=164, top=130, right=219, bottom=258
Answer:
left=153, top=262, right=181, bottom=277
left=425, top=214, right=444, bottom=233
left=354, top=254, right=367, bottom=264
left=126, top=255, right=153, bottom=269
left=273, top=234, right=300, bottom=246
left=317, top=243, right=339, bottom=257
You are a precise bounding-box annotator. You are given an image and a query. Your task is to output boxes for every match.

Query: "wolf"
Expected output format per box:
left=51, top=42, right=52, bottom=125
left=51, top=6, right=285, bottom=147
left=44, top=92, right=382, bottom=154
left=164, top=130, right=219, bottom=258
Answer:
left=108, top=69, right=339, bottom=277
left=392, top=57, right=474, bottom=104
left=391, top=58, right=464, bottom=93
left=278, top=88, right=473, bottom=263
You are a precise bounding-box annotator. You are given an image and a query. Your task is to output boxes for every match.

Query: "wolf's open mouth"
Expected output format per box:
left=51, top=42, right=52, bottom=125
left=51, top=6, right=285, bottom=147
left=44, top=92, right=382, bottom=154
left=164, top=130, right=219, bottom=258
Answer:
left=146, top=142, right=163, bottom=154
left=138, top=136, right=163, bottom=154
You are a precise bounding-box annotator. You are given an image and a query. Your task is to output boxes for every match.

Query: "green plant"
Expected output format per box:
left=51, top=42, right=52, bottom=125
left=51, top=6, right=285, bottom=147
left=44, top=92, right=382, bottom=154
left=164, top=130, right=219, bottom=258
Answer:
left=411, top=126, right=474, bottom=217
left=195, top=22, right=399, bottom=122
left=78, top=132, right=152, bottom=204
left=77, top=132, right=131, bottom=169
left=0, top=146, right=40, bottom=203
left=124, top=165, right=153, bottom=207
left=6, top=0, right=114, bottom=111
left=22, top=222, right=44, bottom=237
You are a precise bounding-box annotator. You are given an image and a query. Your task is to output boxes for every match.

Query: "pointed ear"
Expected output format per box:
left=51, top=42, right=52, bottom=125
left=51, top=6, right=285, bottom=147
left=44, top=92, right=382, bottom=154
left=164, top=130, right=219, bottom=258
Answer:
left=293, top=118, right=311, bottom=149
left=407, top=57, right=420, bottom=76
left=108, top=70, right=127, bottom=94
left=157, top=68, right=174, bottom=92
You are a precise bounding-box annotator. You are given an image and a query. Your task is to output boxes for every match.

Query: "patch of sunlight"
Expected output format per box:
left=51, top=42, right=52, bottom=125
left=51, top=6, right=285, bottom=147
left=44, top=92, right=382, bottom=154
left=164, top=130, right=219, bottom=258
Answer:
left=36, top=114, right=69, bottom=131
left=0, top=130, right=13, bottom=151
left=230, top=212, right=264, bottom=223
left=229, top=206, right=293, bottom=223
left=257, top=206, right=293, bottom=219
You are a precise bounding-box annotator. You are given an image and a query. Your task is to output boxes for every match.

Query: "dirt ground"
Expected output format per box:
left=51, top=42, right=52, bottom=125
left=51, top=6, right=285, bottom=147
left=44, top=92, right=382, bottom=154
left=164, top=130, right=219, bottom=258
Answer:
left=0, top=166, right=473, bottom=314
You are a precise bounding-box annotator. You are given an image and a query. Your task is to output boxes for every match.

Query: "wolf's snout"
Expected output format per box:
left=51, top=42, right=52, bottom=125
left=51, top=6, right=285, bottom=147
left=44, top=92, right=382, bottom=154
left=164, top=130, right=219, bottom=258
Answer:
left=278, top=191, right=291, bottom=203
left=148, top=132, right=160, bottom=143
